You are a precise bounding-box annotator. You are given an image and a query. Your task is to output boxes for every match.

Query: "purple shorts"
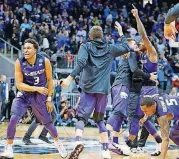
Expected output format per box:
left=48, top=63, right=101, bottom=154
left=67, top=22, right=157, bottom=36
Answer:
left=11, top=91, right=52, bottom=125
left=111, top=84, right=129, bottom=117
left=76, top=92, right=108, bottom=123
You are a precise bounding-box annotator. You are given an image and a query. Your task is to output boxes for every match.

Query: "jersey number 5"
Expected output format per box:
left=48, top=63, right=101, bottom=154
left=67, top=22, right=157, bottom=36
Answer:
left=34, top=77, right=40, bottom=85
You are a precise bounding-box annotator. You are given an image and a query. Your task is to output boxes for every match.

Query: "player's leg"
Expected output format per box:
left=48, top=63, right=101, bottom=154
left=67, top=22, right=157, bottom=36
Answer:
left=23, top=118, right=38, bottom=145
left=31, top=96, right=67, bottom=158
left=143, top=120, right=162, bottom=156
left=0, top=96, right=29, bottom=158
left=169, top=120, right=179, bottom=146
left=38, top=104, right=57, bottom=144
left=106, top=85, right=128, bottom=147
left=94, top=93, right=111, bottom=159
left=69, top=92, right=96, bottom=159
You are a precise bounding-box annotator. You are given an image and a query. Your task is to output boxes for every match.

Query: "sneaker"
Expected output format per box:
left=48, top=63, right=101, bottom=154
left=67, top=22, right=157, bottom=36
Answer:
left=54, top=140, right=68, bottom=158
left=39, top=135, right=53, bottom=144
left=68, top=141, right=84, bottom=159
left=0, top=144, right=14, bottom=158
left=101, top=149, right=111, bottom=159
left=23, top=134, right=35, bottom=145
left=137, top=147, right=147, bottom=153
left=0, top=116, right=5, bottom=122
left=151, top=143, right=161, bottom=156
left=118, top=145, right=131, bottom=156
left=108, top=143, right=122, bottom=155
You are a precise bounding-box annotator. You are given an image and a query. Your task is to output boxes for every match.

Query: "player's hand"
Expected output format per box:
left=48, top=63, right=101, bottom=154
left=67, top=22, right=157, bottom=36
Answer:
left=131, top=4, right=139, bottom=18
left=115, top=21, right=123, bottom=36
left=46, top=101, right=53, bottom=113
left=150, top=72, right=157, bottom=81
left=36, top=87, right=48, bottom=95
left=60, top=76, right=73, bottom=88
left=121, top=52, right=130, bottom=59
left=164, top=23, right=176, bottom=40
left=139, top=118, right=146, bottom=126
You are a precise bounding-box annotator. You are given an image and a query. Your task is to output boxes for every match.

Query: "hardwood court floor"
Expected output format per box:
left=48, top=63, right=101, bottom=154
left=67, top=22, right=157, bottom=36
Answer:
left=0, top=123, right=179, bottom=159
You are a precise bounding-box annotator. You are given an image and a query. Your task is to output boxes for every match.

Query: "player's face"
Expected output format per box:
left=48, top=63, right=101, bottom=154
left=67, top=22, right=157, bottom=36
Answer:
left=23, top=43, right=36, bottom=60
left=128, top=41, right=139, bottom=50
left=139, top=42, right=147, bottom=52
left=140, top=104, right=156, bottom=116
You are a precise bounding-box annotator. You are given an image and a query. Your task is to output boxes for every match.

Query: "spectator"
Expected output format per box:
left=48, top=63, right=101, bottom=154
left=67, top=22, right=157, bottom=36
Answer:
left=0, top=75, right=8, bottom=121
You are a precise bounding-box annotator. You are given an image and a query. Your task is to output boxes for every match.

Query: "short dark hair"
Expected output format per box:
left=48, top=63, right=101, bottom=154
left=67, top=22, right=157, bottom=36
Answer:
left=141, top=97, right=155, bottom=107
left=24, top=38, right=39, bottom=51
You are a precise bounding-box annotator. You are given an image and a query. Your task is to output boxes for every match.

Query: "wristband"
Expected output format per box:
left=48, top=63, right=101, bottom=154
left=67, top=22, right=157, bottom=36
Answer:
left=46, top=96, right=52, bottom=102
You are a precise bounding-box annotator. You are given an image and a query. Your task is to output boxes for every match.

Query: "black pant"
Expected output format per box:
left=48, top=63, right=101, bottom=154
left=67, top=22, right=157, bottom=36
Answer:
left=138, top=126, right=149, bottom=147
left=2, top=101, right=12, bottom=119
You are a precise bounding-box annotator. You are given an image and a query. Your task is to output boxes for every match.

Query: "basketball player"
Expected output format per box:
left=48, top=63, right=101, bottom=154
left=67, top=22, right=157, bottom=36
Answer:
left=140, top=94, right=179, bottom=159
left=122, top=6, right=162, bottom=156
left=23, top=53, right=58, bottom=145
left=0, top=39, right=68, bottom=158
left=106, top=38, right=157, bottom=154
left=164, top=3, right=179, bottom=40
left=61, top=23, right=130, bottom=159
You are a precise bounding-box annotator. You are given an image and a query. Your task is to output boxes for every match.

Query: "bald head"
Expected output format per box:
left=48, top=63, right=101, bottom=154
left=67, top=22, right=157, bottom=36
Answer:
left=89, top=26, right=103, bottom=39
left=0, top=75, right=6, bottom=82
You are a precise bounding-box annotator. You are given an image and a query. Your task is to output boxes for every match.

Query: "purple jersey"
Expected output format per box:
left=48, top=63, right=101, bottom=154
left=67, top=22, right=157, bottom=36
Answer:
left=138, top=54, right=158, bottom=85
left=154, top=94, right=179, bottom=120
left=19, top=55, right=47, bottom=87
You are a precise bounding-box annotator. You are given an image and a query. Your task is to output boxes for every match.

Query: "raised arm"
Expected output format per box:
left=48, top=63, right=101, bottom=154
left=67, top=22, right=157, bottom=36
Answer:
left=157, top=115, right=170, bottom=159
left=111, top=21, right=130, bottom=57
left=131, top=6, right=158, bottom=63
left=165, top=3, right=179, bottom=24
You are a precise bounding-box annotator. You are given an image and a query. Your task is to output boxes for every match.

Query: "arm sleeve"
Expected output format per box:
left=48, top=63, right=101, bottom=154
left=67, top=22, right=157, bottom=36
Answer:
left=70, top=44, right=88, bottom=78
left=110, top=35, right=130, bottom=57
left=128, top=52, right=150, bottom=79
left=165, top=3, right=179, bottom=24
left=133, top=68, right=150, bottom=80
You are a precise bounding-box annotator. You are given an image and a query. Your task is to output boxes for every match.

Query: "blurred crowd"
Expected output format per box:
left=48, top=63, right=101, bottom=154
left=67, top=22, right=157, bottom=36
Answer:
left=0, top=0, right=179, bottom=125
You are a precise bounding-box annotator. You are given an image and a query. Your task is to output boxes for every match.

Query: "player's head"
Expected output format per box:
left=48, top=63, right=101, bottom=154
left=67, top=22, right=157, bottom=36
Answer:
left=0, top=75, right=6, bottom=82
left=139, top=36, right=158, bottom=54
left=89, top=25, right=103, bottom=39
left=140, top=97, right=157, bottom=116
left=127, top=38, right=139, bottom=50
left=23, top=38, right=39, bottom=60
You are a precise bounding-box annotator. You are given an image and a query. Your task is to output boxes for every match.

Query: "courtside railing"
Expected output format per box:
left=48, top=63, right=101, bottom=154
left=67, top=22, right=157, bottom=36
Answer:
left=0, top=37, right=22, bottom=61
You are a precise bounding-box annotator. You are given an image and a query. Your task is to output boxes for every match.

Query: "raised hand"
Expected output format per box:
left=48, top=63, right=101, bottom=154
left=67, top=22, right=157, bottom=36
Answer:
left=115, top=21, right=123, bottom=36
left=164, top=23, right=176, bottom=40
left=131, top=4, right=139, bottom=18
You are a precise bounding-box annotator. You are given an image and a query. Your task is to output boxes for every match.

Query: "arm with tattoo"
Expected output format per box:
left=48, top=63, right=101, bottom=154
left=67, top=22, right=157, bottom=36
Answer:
left=131, top=7, right=158, bottom=63
left=158, top=115, right=170, bottom=159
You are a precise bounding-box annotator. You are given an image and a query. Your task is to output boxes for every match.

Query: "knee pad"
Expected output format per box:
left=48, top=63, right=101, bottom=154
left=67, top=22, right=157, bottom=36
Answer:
left=107, top=114, right=124, bottom=132
left=155, top=136, right=162, bottom=143
left=76, top=116, right=88, bottom=125
left=129, top=117, right=140, bottom=136
left=76, top=120, right=85, bottom=131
